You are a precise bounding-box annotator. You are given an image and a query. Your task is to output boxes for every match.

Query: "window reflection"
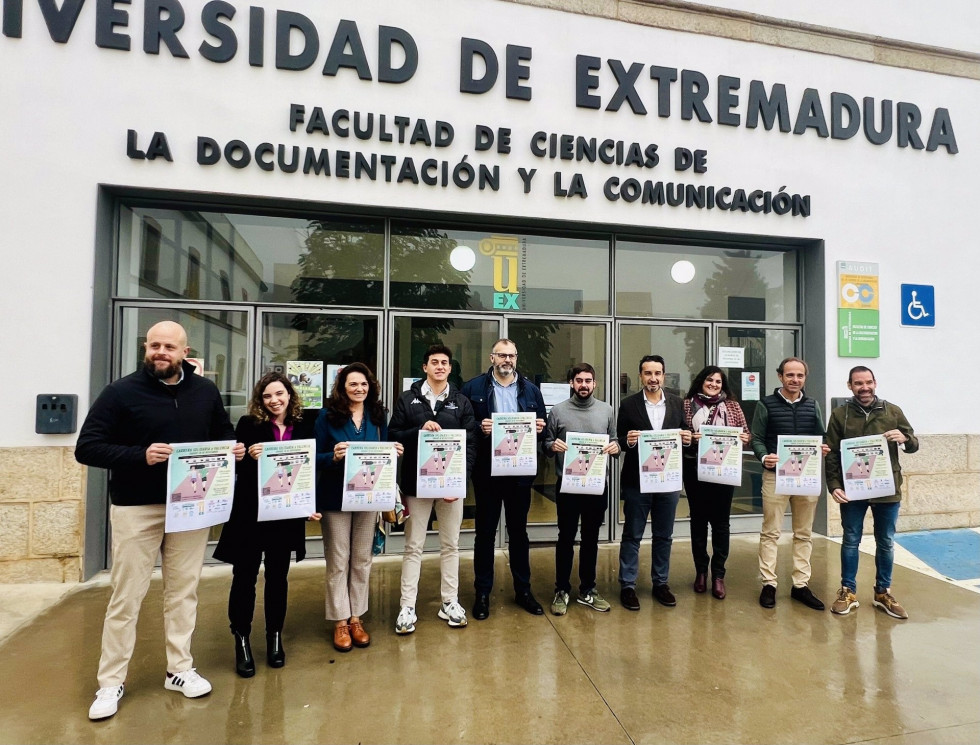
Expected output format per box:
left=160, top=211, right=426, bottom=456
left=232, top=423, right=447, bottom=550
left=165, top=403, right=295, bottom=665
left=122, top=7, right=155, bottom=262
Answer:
left=616, top=242, right=798, bottom=322
left=118, top=206, right=384, bottom=306
left=390, top=223, right=609, bottom=315
left=118, top=307, right=249, bottom=423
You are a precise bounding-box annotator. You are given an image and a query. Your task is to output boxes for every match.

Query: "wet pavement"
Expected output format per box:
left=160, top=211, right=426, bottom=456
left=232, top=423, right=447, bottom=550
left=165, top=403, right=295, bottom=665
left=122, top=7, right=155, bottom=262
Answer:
left=1, top=534, right=978, bottom=744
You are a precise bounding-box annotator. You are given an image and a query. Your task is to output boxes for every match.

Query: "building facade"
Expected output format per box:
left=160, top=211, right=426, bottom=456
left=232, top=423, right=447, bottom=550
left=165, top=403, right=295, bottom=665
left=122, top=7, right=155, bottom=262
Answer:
left=1, top=0, right=978, bottom=582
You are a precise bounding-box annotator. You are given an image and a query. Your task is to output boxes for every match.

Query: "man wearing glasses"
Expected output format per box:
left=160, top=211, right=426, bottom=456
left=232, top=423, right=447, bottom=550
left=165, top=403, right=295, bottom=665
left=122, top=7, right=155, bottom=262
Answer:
left=462, top=339, right=547, bottom=619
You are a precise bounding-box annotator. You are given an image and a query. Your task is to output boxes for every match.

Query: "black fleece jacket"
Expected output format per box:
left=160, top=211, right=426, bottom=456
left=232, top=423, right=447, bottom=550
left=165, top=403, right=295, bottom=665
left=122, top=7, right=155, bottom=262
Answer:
left=387, top=379, right=477, bottom=495
left=76, top=361, right=236, bottom=506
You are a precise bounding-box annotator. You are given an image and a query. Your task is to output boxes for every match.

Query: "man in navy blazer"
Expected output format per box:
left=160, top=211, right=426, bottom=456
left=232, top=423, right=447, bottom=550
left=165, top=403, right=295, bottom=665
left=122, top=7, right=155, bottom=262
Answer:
left=616, top=355, right=692, bottom=611
left=461, top=338, right=547, bottom=620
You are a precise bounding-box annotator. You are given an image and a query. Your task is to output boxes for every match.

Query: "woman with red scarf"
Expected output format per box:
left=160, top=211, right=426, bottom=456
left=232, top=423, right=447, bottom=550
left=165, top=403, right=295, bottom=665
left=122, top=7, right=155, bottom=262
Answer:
left=682, top=366, right=751, bottom=600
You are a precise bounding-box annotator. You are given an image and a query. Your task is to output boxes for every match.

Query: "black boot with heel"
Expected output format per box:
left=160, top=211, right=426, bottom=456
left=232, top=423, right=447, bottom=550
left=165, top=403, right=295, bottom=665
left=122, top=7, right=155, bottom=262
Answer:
left=267, top=631, right=285, bottom=668
left=234, top=630, right=256, bottom=678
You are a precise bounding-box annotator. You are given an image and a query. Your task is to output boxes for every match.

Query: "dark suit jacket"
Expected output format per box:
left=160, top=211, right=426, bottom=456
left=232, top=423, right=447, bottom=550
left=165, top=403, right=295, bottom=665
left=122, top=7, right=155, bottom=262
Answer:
left=616, top=390, right=686, bottom=490
left=213, top=414, right=316, bottom=564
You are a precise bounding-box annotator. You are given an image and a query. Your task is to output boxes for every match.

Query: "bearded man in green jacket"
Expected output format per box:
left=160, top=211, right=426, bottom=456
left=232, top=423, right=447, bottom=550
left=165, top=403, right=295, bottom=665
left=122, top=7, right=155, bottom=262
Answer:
left=825, top=366, right=919, bottom=620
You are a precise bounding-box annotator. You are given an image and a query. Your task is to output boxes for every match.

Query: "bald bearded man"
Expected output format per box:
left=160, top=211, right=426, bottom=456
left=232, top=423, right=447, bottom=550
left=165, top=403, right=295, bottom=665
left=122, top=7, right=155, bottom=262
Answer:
left=77, top=321, right=245, bottom=720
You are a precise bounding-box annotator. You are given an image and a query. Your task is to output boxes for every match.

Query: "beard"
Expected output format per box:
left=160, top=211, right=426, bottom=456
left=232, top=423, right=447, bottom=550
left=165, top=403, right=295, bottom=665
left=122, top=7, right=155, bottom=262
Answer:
left=144, top=357, right=182, bottom=380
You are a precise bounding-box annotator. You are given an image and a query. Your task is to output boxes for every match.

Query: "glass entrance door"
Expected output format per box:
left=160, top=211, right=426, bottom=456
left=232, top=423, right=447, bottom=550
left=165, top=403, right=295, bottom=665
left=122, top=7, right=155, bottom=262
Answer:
left=507, top=318, right=610, bottom=542
left=614, top=322, right=801, bottom=539
left=387, top=313, right=503, bottom=553
left=116, top=303, right=253, bottom=560
left=257, top=309, right=382, bottom=557
left=716, top=325, right=800, bottom=529
left=616, top=321, right=710, bottom=540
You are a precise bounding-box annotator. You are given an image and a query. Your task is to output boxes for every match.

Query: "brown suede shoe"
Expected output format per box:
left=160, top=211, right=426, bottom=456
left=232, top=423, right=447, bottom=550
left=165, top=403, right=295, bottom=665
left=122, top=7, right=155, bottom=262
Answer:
left=333, top=624, right=352, bottom=653
left=349, top=620, right=371, bottom=648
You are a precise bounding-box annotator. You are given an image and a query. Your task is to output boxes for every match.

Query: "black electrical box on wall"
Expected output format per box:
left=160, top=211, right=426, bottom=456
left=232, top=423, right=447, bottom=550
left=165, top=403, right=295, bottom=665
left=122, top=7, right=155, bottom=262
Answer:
left=35, top=394, right=78, bottom=434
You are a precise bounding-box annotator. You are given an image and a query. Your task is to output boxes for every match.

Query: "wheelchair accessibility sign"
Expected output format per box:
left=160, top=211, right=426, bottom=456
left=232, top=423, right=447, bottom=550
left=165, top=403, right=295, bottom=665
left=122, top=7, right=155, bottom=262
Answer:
left=901, top=284, right=935, bottom=327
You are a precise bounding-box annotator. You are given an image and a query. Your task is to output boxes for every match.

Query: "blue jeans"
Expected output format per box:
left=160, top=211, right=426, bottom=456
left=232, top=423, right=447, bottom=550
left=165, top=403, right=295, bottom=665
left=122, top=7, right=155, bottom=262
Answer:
left=619, top=486, right=680, bottom=588
left=840, top=500, right=901, bottom=593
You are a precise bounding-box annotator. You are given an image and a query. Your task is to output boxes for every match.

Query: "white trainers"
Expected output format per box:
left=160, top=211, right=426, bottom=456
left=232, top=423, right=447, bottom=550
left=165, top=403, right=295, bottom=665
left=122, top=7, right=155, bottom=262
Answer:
left=88, top=684, right=124, bottom=720
left=395, top=606, right=417, bottom=635
left=438, top=600, right=468, bottom=628
left=164, top=668, right=212, bottom=698
left=551, top=590, right=569, bottom=616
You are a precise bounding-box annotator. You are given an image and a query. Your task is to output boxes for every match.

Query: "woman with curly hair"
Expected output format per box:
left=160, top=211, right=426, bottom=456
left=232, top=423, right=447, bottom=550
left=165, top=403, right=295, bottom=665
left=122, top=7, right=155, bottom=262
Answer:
left=681, top=366, right=751, bottom=600
left=315, top=363, right=403, bottom=652
left=215, top=372, right=321, bottom=677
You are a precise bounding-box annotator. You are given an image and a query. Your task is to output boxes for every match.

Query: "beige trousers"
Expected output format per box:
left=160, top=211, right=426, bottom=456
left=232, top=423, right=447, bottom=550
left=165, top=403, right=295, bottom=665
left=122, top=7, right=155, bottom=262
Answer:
left=758, top=470, right=819, bottom=588
left=97, top=504, right=209, bottom=687
left=321, top=511, right=376, bottom=621
left=399, top=496, right=465, bottom=608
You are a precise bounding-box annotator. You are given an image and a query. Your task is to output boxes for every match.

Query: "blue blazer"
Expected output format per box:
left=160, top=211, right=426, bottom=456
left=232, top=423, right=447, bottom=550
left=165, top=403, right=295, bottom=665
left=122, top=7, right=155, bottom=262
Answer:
left=314, top=410, right=389, bottom=512
left=460, top=368, right=547, bottom=486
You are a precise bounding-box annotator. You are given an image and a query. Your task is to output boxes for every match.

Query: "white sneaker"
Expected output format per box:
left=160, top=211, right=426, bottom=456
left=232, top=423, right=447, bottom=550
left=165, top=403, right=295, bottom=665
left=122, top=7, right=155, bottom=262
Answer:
left=88, top=685, right=124, bottom=720
left=164, top=668, right=212, bottom=698
left=438, top=600, right=468, bottom=628
left=395, top=606, right=417, bottom=635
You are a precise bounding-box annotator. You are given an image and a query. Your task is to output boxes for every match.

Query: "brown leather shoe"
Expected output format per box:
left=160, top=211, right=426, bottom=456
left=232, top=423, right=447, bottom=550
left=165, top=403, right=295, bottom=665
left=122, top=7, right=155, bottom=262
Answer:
left=693, top=573, right=708, bottom=593
left=333, top=624, right=352, bottom=653
left=349, top=620, right=371, bottom=648
left=712, top=577, right=726, bottom=599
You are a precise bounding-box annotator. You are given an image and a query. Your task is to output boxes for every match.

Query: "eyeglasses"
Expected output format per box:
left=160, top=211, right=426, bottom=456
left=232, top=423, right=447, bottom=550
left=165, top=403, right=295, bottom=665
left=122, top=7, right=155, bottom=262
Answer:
left=493, top=353, right=518, bottom=360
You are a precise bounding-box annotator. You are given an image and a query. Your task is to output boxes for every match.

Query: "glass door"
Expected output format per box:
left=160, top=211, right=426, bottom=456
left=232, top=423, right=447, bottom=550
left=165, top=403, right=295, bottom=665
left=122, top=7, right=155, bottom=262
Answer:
left=257, top=308, right=383, bottom=557
left=507, top=318, right=610, bottom=543
left=116, top=303, right=253, bottom=419
left=614, top=321, right=711, bottom=540
left=386, top=313, right=503, bottom=553
left=715, top=325, right=800, bottom=531
left=115, top=303, right=253, bottom=559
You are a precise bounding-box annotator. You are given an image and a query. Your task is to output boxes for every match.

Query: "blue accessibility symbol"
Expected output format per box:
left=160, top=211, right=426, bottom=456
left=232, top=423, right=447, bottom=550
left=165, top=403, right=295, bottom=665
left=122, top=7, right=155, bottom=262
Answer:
left=900, top=284, right=935, bottom=327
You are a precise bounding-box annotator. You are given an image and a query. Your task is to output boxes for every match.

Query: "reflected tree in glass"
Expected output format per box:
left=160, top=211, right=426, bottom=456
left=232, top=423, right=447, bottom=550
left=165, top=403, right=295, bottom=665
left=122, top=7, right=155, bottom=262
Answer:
left=509, top=322, right=564, bottom=387
left=390, top=228, right=473, bottom=312
left=679, top=249, right=770, bottom=381
left=289, top=220, right=384, bottom=365
left=391, top=228, right=474, bottom=375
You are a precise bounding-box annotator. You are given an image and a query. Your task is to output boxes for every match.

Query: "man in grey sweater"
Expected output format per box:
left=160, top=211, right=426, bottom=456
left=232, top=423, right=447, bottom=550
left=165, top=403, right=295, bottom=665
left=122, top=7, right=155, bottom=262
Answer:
left=544, top=363, right=621, bottom=615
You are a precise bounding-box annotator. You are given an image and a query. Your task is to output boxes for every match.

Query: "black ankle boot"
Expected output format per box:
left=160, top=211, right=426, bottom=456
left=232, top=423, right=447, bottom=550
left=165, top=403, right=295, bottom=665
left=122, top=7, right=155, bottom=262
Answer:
left=234, top=630, right=256, bottom=678
left=267, top=631, right=285, bottom=668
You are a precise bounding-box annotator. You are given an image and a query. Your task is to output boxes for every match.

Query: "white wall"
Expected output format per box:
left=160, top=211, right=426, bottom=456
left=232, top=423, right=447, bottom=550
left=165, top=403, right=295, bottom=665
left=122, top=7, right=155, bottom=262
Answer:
left=687, top=0, right=980, bottom=53
left=1, top=0, right=977, bottom=445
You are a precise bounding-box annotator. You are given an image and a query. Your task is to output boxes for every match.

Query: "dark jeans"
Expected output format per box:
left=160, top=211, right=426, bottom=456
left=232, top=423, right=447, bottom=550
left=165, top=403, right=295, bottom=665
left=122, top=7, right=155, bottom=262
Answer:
left=228, top=547, right=292, bottom=636
left=555, top=484, right=607, bottom=595
left=840, top=500, right=900, bottom=593
left=619, top=485, right=681, bottom=588
left=683, top=459, right=734, bottom=579
left=473, top=476, right=532, bottom=595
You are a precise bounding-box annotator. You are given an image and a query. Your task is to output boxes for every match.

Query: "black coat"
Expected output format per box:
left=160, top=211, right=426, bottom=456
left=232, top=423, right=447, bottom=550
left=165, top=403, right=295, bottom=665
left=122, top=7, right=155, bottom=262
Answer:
left=75, top=361, right=236, bottom=506
left=213, top=414, right=315, bottom=564
left=388, top=380, right=478, bottom=495
left=616, top=390, right=686, bottom=490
